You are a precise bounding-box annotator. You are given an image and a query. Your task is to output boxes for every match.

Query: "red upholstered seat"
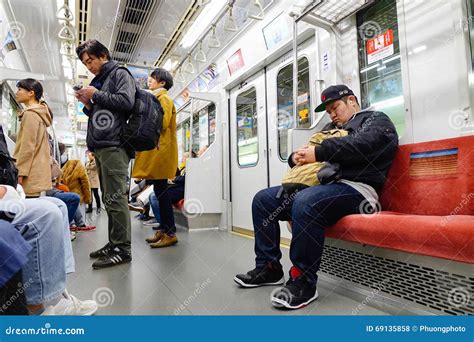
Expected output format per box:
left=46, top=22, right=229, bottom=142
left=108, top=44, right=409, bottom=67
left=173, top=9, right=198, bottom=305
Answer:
left=328, top=136, right=474, bottom=264
left=173, top=199, right=185, bottom=210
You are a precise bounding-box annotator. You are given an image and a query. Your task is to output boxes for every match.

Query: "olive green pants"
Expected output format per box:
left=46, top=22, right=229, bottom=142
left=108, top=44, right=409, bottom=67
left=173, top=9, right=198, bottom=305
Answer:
left=94, top=146, right=131, bottom=252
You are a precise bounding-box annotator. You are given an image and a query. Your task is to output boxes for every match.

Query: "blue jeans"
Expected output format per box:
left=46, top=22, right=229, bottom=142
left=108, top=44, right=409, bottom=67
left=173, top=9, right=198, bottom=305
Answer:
left=0, top=197, right=74, bottom=305
left=252, top=184, right=365, bottom=285
left=50, top=191, right=80, bottom=224
left=149, top=192, right=161, bottom=224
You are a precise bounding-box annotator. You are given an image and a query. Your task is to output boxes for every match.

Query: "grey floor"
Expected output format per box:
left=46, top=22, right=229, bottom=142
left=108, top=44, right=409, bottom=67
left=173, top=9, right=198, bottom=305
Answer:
left=67, top=210, right=415, bottom=315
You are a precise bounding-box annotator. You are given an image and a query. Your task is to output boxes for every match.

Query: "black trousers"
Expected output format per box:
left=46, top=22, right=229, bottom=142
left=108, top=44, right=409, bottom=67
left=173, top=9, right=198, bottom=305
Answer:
left=152, top=179, right=176, bottom=235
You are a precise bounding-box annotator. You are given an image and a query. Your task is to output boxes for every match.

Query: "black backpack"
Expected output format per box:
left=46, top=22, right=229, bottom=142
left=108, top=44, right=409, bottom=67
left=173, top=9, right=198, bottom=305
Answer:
left=120, top=67, right=164, bottom=152
left=0, top=126, right=18, bottom=188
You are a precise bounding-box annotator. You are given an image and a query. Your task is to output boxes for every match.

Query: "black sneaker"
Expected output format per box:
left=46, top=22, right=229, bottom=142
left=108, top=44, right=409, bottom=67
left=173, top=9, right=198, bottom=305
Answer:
left=92, top=247, right=132, bottom=269
left=89, top=242, right=113, bottom=259
left=270, top=266, right=318, bottom=310
left=234, top=263, right=284, bottom=288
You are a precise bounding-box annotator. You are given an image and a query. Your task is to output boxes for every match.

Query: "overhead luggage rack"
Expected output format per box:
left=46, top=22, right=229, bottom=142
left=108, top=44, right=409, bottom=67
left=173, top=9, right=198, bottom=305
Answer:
left=294, top=0, right=375, bottom=25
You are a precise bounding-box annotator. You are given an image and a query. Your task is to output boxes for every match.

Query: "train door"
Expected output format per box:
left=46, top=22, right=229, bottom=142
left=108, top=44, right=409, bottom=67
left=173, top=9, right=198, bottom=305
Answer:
left=229, top=70, right=267, bottom=232
left=266, top=40, right=316, bottom=188
left=265, top=39, right=317, bottom=239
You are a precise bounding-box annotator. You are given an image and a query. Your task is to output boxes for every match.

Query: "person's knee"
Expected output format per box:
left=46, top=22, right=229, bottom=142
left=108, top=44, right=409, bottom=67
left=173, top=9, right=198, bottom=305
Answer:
left=252, top=188, right=270, bottom=210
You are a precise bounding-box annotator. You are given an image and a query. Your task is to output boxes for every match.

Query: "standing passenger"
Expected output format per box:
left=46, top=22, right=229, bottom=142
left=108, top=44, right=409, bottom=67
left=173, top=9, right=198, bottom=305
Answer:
left=133, top=68, right=179, bottom=248
left=75, top=39, right=135, bottom=269
left=85, top=152, right=102, bottom=213
left=13, top=79, right=52, bottom=198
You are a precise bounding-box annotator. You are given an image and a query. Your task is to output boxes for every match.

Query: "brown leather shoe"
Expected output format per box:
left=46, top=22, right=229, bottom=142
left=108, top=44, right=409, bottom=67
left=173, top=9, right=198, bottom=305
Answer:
left=145, top=230, right=165, bottom=243
left=149, top=234, right=178, bottom=248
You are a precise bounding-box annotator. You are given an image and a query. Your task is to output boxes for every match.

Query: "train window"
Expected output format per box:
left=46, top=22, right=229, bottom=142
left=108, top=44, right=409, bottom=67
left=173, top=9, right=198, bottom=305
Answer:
left=192, top=101, right=215, bottom=153
left=180, top=118, right=191, bottom=161
left=276, top=57, right=311, bottom=160
left=208, top=103, right=216, bottom=145
left=236, top=87, right=259, bottom=167
left=470, top=0, right=473, bottom=69
left=357, top=0, right=405, bottom=137
left=177, top=125, right=184, bottom=164
left=192, top=112, right=200, bottom=153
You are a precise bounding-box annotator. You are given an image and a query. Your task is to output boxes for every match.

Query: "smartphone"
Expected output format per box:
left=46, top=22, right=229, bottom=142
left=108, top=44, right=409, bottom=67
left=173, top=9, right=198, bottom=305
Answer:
left=73, top=84, right=82, bottom=91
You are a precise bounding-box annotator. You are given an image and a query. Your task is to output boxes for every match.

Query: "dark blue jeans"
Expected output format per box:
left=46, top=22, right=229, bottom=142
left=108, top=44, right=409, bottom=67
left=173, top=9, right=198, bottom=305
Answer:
left=252, top=183, right=365, bottom=285
left=50, top=191, right=80, bottom=224
left=152, top=180, right=176, bottom=235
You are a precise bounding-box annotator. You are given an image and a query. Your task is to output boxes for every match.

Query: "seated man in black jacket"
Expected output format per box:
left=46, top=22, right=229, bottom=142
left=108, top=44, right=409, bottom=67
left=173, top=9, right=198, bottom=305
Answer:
left=234, top=85, right=399, bottom=310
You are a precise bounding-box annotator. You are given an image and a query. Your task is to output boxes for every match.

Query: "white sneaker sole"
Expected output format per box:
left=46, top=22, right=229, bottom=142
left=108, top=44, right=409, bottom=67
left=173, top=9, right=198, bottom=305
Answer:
left=271, top=289, right=318, bottom=309
left=233, top=276, right=285, bottom=288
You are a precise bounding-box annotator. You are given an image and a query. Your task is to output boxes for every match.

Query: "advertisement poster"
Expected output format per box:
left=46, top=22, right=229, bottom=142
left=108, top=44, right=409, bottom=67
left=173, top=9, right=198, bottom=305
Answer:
left=367, top=29, right=394, bottom=64
left=262, top=12, right=290, bottom=50
left=227, top=49, right=245, bottom=76
left=128, top=65, right=149, bottom=89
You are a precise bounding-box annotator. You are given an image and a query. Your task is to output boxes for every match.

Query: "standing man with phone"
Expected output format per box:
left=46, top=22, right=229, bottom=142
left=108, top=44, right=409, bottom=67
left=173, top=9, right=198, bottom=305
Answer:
left=74, top=39, right=136, bottom=269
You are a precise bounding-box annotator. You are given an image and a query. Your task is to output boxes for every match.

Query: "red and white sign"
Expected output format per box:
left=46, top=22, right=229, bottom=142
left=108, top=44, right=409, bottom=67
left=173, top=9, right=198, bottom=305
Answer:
left=367, top=29, right=394, bottom=65
left=227, top=49, right=245, bottom=76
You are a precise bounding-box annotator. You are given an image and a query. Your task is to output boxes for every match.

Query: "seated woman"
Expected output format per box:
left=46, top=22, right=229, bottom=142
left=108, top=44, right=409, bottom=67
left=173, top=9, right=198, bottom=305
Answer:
left=0, top=184, right=98, bottom=315
left=61, top=160, right=95, bottom=231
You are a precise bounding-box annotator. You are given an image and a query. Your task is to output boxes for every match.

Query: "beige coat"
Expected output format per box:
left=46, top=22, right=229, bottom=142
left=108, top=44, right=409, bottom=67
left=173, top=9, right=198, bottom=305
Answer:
left=13, top=104, right=52, bottom=196
left=62, top=160, right=92, bottom=204
left=132, top=88, right=178, bottom=180
left=85, top=159, right=100, bottom=188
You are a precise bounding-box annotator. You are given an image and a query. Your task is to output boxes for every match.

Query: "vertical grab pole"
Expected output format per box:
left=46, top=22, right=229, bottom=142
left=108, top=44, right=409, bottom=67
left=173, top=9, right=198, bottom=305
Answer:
left=189, top=98, right=194, bottom=157
left=292, top=16, right=298, bottom=129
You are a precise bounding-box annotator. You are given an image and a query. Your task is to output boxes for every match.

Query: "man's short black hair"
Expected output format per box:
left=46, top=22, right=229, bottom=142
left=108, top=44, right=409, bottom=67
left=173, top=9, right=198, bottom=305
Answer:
left=150, top=68, right=174, bottom=90
left=76, top=39, right=111, bottom=61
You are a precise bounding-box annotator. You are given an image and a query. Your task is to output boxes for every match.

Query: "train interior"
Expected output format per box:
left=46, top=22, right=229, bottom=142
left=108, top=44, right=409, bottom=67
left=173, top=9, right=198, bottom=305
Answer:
left=0, top=0, right=473, bottom=316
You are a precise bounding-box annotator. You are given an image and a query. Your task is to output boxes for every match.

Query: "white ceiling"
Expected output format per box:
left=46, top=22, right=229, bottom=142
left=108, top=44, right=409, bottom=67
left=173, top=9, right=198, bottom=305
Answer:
left=6, top=0, right=274, bottom=127
left=6, top=0, right=67, bottom=118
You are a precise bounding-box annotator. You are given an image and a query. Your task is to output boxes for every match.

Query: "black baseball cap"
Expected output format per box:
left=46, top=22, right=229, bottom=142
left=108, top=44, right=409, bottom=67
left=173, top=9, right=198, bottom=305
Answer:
left=315, top=84, right=355, bottom=112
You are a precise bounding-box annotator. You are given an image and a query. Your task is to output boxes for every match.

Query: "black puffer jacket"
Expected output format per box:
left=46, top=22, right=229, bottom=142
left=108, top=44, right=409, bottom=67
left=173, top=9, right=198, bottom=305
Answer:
left=289, top=110, right=399, bottom=192
left=83, top=61, right=136, bottom=151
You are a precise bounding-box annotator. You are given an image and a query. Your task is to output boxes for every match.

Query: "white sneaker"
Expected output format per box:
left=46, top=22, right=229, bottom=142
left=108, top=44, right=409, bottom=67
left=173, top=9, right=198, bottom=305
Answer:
left=51, top=290, right=98, bottom=315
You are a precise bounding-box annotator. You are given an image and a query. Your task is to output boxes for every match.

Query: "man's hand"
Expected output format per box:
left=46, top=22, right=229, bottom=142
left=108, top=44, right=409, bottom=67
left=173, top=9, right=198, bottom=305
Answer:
left=76, top=86, right=98, bottom=110
left=76, top=86, right=98, bottom=101
left=0, top=186, right=6, bottom=199
left=294, top=145, right=316, bottom=165
left=75, top=92, right=92, bottom=110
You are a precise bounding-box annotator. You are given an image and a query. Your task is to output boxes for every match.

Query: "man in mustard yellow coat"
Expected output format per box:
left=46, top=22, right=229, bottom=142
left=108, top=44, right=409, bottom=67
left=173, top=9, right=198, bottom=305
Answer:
left=132, top=68, right=179, bottom=248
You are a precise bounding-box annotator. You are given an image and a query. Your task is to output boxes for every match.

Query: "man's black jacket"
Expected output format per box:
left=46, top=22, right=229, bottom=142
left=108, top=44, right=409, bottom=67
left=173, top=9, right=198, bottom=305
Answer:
left=83, top=61, right=136, bottom=151
left=289, top=110, right=399, bottom=192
